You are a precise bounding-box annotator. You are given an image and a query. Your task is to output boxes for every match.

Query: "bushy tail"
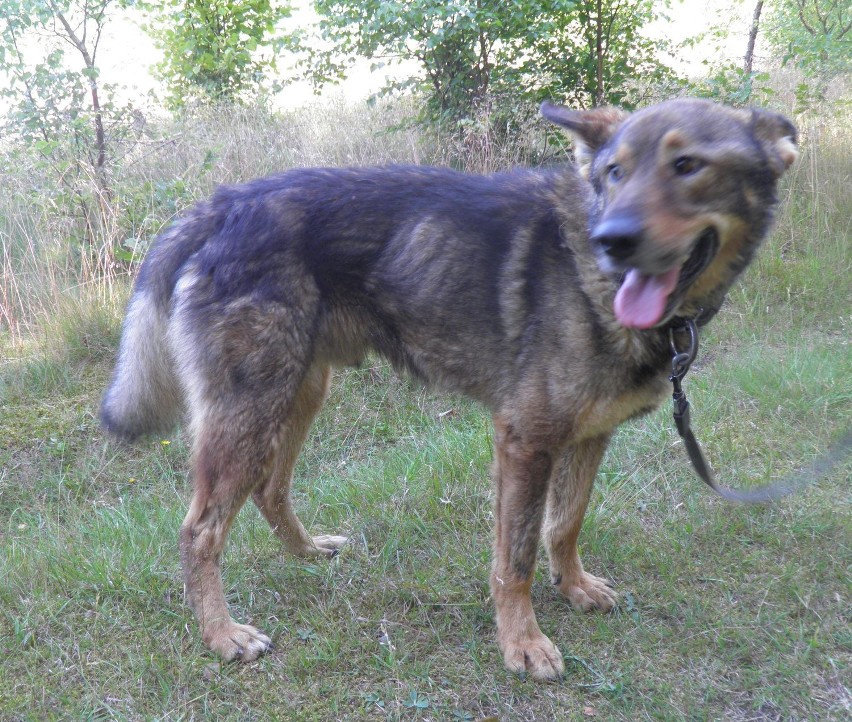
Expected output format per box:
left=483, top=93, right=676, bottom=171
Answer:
left=102, top=200, right=222, bottom=440
left=100, top=284, right=184, bottom=441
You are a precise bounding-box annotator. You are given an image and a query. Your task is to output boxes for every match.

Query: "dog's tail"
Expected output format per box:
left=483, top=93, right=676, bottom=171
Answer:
left=101, top=208, right=214, bottom=441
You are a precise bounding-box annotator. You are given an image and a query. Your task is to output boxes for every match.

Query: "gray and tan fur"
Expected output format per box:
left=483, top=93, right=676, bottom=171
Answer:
left=102, top=98, right=797, bottom=680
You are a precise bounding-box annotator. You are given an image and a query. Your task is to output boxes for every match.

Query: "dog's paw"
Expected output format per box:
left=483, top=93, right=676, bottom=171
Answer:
left=289, top=534, right=348, bottom=559
left=556, top=570, right=618, bottom=612
left=310, top=534, right=348, bottom=557
left=204, top=621, right=272, bottom=663
left=500, top=632, right=565, bottom=682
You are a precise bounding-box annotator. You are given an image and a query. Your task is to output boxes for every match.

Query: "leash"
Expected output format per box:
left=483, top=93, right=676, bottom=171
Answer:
left=668, top=318, right=851, bottom=503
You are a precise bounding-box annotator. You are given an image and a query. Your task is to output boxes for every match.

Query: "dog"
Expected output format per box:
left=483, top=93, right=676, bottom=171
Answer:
left=101, top=98, right=797, bottom=681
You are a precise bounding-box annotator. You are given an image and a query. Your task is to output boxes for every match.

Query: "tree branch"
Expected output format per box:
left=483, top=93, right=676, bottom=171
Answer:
left=744, top=0, right=763, bottom=75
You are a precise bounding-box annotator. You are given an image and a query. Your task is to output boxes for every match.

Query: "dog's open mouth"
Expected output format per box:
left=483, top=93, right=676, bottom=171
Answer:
left=614, top=228, right=719, bottom=329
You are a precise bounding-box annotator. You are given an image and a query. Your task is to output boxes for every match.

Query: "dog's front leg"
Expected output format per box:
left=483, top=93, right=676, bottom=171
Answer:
left=544, top=435, right=617, bottom=612
left=491, top=415, right=564, bottom=681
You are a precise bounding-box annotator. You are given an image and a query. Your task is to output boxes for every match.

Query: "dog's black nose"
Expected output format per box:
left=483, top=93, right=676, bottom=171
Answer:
left=591, top=216, right=642, bottom=261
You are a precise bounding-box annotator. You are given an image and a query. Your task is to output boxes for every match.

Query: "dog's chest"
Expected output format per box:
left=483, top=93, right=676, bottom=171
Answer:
left=575, top=374, right=670, bottom=440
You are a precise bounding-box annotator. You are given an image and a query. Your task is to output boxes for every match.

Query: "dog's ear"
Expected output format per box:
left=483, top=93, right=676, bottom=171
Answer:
left=749, top=108, right=798, bottom=176
left=541, top=102, right=628, bottom=178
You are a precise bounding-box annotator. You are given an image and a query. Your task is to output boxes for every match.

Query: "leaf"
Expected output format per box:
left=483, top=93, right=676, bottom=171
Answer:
left=361, top=691, right=385, bottom=709
left=403, top=690, right=429, bottom=709
left=296, top=628, right=316, bottom=642
left=114, top=247, right=137, bottom=263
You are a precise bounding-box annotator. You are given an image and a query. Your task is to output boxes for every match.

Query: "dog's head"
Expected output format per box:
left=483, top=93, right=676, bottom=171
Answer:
left=542, top=98, right=797, bottom=329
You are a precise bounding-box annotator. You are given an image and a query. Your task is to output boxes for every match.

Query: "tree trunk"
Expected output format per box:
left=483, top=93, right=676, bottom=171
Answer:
left=51, top=2, right=107, bottom=170
left=595, top=0, right=604, bottom=106
left=744, top=0, right=764, bottom=75
left=89, top=80, right=106, bottom=170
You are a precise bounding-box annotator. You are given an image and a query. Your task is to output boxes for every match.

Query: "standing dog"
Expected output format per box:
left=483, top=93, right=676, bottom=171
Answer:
left=102, top=99, right=797, bottom=680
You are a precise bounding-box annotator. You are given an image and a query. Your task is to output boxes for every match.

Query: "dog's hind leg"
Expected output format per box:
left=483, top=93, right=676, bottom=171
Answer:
left=251, top=364, right=348, bottom=558
left=179, top=415, right=276, bottom=662
left=543, top=435, right=618, bottom=612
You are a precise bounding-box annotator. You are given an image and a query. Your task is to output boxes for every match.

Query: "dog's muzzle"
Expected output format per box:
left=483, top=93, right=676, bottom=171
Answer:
left=590, top=214, right=643, bottom=263
left=593, top=221, right=720, bottom=330
left=675, top=228, right=719, bottom=290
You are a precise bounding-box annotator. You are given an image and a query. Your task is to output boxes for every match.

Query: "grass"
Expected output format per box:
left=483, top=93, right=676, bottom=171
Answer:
left=1, top=96, right=850, bottom=720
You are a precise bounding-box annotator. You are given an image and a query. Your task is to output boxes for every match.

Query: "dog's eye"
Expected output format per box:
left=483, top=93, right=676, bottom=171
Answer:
left=607, top=164, right=624, bottom=183
left=673, top=156, right=704, bottom=176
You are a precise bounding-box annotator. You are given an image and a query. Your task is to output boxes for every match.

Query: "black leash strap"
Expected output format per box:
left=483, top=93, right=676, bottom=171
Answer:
left=668, top=319, right=851, bottom=503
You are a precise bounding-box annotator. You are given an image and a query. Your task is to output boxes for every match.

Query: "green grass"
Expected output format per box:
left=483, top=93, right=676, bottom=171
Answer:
left=1, top=99, right=850, bottom=720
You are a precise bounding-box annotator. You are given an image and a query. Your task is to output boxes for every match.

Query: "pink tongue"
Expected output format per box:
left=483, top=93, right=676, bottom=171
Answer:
left=614, top=266, right=681, bottom=329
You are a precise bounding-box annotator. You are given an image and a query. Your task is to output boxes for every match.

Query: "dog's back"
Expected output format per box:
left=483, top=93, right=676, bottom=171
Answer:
left=101, top=164, right=593, bottom=438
